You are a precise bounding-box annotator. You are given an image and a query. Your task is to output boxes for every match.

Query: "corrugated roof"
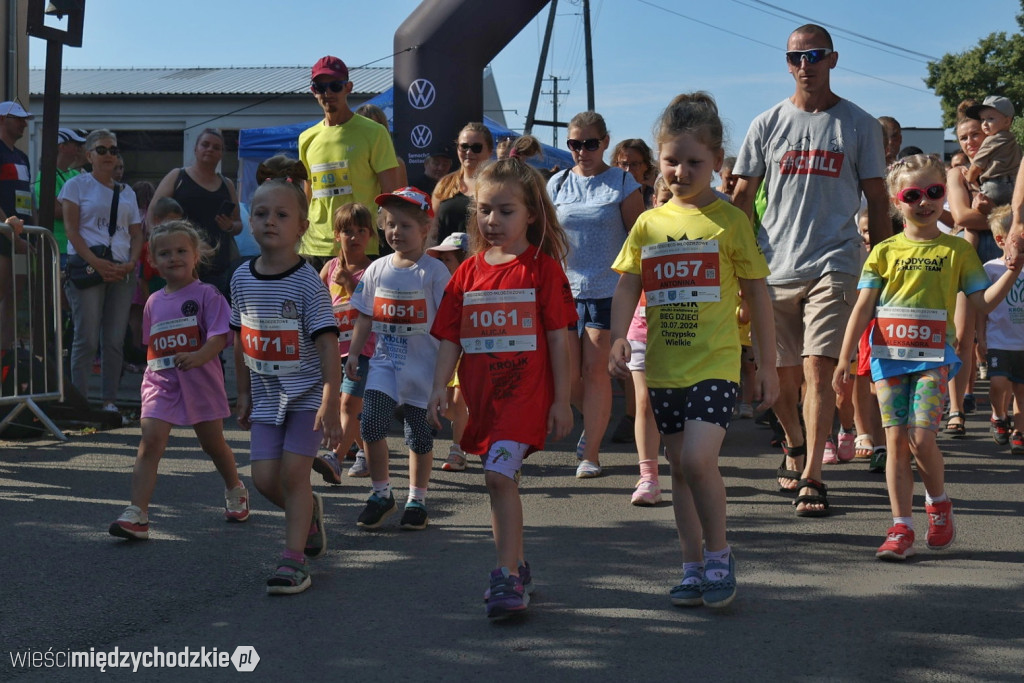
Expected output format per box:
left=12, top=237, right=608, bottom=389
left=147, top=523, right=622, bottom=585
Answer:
left=29, top=66, right=392, bottom=96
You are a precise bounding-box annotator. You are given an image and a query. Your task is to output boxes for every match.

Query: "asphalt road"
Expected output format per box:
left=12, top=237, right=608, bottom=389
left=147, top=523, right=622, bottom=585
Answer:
left=2, top=395, right=1023, bottom=682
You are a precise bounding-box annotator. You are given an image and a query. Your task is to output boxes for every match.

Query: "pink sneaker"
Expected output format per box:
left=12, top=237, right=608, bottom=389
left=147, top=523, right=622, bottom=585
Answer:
left=822, top=438, right=838, bottom=465
left=630, top=479, right=662, bottom=506
left=876, top=524, right=915, bottom=561
left=836, top=430, right=856, bottom=462
left=925, top=499, right=955, bottom=550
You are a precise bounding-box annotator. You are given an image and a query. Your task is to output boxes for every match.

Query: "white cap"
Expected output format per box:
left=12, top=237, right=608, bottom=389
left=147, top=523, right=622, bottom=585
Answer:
left=428, top=232, right=469, bottom=254
left=0, top=101, right=33, bottom=119
left=57, top=127, right=86, bottom=144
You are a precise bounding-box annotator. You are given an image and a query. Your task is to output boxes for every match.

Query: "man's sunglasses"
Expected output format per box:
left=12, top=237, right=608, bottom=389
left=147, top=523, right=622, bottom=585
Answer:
left=897, top=184, right=945, bottom=204
left=91, top=145, right=119, bottom=156
left=458, top=142, right=484, bottom=153
left=785, top=48, right=834, bottom=67
left=310, top=80, right=348, bottom=95
left=567, top=137, right=602, bottom=152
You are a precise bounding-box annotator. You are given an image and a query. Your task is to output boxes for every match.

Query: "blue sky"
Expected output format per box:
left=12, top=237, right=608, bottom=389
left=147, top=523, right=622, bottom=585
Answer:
left=28, top=1, right=1020, bottom=155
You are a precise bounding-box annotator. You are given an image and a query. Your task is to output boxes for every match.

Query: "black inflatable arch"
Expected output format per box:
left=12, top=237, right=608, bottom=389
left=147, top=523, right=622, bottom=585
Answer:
left=393, top=0, right=549, bottom=175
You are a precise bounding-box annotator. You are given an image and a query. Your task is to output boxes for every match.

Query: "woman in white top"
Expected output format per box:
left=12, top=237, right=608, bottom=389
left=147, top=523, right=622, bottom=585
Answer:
left=547, top=111, right=645, bottom=478
left=61, top=129, right=142, bottom=413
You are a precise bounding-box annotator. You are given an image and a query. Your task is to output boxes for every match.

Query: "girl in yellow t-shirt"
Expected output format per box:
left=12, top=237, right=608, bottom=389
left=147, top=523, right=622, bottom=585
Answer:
left=834, top=154, right=1021, bottom=562
left=609, top=92, right=778, bottom=610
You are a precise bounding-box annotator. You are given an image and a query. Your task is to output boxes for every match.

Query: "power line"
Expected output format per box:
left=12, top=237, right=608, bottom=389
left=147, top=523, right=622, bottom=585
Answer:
left=729, top=0, right=929, bottom=64
left=747, top=0, right=940, bottom=62
left=183, top=46, right=417, bottom=132
left=634, top=0, right=933, bottom=95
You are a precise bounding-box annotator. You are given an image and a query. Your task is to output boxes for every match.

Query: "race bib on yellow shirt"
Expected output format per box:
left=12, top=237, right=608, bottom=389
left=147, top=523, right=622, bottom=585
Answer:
left=642, top=240, right=721, bottom=305
left=871, top=306, right=946, bottom=362
left=460, top=289, right=537, bottom=354
left=309, top=160, right=353, bottom=200
left=372, top=288, right=428, bottom=336
left=240, top=313, right=300, bottom=375
left=146, top=316, right=200, bottom=371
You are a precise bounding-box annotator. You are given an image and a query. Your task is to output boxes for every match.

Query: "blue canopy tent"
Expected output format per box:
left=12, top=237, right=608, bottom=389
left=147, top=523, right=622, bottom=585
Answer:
left=236, top=87, right=573, bottom=204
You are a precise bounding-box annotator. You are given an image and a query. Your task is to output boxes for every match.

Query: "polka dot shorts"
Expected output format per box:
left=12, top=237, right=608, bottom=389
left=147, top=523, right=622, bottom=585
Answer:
left=648, top=380, right=738, bottom=434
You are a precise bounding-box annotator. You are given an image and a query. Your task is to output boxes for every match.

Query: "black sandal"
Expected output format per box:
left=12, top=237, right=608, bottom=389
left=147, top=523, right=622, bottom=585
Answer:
left=776, top=442, right=806, bottom=492
left=794, top=478, right=830, bottom=517
left=945, top=411, right=966, bottom=438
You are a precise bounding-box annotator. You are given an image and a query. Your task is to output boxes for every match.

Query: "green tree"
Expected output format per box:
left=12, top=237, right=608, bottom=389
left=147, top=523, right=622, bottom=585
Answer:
left=925, top=1, right=1024, bottom=142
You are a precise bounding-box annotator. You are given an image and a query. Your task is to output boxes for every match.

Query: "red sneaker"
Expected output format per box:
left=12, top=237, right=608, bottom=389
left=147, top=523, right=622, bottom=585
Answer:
left=925, top=499, right=955, bottom=550
left=876, top=524, right=915, bottom=561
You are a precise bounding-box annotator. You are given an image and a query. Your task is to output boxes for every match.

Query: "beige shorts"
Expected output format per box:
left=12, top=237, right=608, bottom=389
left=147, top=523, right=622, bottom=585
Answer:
left=769, top=272, right=857, bottom=366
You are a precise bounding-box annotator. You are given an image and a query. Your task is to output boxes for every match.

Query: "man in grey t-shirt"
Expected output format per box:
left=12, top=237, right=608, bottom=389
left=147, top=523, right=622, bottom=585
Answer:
left=732, top=24, right=890, bottom=517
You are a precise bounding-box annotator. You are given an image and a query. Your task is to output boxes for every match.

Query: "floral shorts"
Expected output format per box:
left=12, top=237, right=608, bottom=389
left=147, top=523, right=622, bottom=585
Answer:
left=874, top=367, right=948, bottom=430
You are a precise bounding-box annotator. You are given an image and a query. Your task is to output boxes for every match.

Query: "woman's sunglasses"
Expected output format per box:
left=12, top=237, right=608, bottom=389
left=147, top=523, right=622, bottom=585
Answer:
left=91, top=145, right=119, bottom=156
left=567, top=137, right=602, bottom=152
left=897, top=184, right=945, bottom=204
left=785, top=48, right=833, bottom=67
left=458, top=142, right=484, bottom=153
left=310, top=80, right=348, bottom=95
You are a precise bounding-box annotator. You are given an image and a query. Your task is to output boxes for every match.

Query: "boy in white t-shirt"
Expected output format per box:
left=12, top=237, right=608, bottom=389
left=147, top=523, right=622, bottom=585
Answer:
left=979, top=206, right=1024, bottom=454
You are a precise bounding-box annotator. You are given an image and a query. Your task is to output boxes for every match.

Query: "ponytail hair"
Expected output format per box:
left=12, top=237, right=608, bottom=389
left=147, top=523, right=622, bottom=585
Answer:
left=654, top=91, right=723, bottom=153
left=255, top=154, right=309, bottom=219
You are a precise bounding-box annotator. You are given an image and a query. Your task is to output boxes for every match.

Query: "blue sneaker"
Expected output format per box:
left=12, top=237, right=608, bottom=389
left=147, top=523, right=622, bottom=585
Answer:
left=701, top=553, right=736, bottom=609
left=399, top=501, right=429, bottom=530
left=356, top=492, right=396, bottom=529
left=670, top=567, right=704, bottom=607
left=485, top=567, right=529, bottom=618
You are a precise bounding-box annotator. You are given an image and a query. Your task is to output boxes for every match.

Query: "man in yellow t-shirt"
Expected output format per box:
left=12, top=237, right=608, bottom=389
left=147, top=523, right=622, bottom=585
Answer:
left=299, top=56, right=400, bottom=267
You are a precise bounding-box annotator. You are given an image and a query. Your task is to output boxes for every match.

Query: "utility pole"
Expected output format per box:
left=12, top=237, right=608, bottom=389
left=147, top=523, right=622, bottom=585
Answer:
left=539, top=75, right=569, bottom=148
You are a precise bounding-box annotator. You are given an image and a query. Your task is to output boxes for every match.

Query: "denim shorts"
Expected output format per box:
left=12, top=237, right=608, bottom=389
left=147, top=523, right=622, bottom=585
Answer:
left=575, top=297, right=612, bottom=335
left=341, top=354, right=370, bottom=397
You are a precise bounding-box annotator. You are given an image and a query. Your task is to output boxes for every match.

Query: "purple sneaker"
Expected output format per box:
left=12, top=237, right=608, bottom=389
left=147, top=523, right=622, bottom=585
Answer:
left=485, top=567, right=529, bottom=618
left=484, top=561, right=533, bottom=601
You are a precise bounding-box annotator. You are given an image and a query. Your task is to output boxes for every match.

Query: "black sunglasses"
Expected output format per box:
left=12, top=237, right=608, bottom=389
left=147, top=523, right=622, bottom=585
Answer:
left=785, top=48, right=833, bottom=67
left=567, top=137, right=602, bottom=152
left=458, top=142, right=484, bottom=153
left=897, top=184, right=946, bottom=204
left=91, top=145, right=119, bottom=156
left=310, top=80, right=348, bottom=95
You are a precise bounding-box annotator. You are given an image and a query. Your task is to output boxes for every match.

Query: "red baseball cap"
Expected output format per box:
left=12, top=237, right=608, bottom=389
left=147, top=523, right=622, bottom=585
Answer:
left=375, top=186, right=435, bottom=218
left=311, top=56, right=349, bottom=81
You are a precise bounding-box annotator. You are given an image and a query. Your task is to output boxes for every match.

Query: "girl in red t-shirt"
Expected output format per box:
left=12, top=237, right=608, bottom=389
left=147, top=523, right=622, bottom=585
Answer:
left=428, top=158, right=577, bottom=619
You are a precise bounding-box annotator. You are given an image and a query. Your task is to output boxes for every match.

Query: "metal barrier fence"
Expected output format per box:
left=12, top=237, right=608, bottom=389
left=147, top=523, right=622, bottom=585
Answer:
left=0, top=222, right=65, bottom=440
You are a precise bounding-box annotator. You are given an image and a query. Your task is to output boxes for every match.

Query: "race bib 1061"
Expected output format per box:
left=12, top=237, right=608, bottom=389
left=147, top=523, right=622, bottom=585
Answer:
left=460, top=289, right=537, bottom=354
left=642, top=240, right=721, bottom=305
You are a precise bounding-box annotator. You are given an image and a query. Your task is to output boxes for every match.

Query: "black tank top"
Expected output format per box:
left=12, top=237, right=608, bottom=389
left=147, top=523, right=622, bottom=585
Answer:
left=435, top=192, right=471, bottom=244
left=172, top=169, right=233, bottom=276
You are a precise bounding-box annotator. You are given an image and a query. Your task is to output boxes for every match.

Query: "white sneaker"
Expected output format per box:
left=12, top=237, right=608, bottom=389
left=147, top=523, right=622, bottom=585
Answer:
left=630, top=479, right=662, bottom=506
left=109, top=505, right=149, bottom=540
left=225, top=485, right=250, bottom=522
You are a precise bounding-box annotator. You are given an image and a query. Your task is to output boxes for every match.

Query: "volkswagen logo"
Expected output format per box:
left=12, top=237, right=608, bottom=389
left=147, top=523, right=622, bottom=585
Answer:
left=408, top=79, right=436, bottom=109
left=411, top=125, right=433, bottom=149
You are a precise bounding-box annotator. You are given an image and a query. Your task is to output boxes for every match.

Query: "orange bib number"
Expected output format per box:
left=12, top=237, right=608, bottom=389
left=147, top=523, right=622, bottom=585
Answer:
left=641, top=240, right=721, bottom=305
left=372, top=288, right=428, bottom=336
left=147, top=316, right=201, bottom=371
left=333, top=302, right=355, bottom=343
left=460, top=289, right=537, bottom=354
left=240, top=313, right=301, bottom=375
left=871, top=307, right=946, bottom=362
